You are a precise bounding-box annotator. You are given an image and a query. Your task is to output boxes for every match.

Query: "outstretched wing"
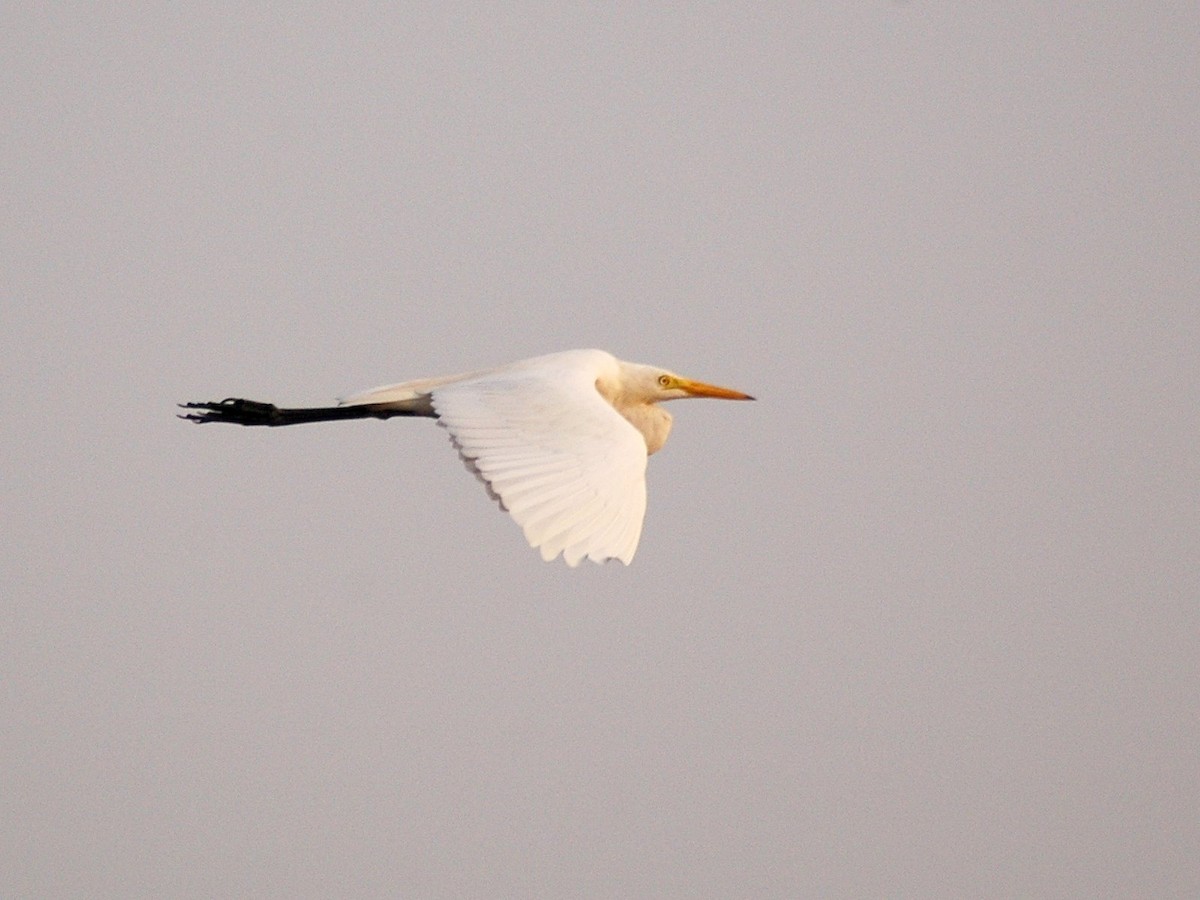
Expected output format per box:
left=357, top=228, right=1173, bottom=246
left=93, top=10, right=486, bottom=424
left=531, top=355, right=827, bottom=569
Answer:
left=431, top=359, right=648, bottom=566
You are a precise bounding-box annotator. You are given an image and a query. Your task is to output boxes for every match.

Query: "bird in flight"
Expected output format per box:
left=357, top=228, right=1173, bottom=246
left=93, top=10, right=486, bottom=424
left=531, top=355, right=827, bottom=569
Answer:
left=181, top=349, right=753, bottom=566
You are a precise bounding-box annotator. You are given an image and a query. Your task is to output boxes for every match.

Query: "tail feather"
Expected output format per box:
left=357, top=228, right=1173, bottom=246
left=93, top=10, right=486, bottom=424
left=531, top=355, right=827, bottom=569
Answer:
left=338, top=372, right=474, bottom=407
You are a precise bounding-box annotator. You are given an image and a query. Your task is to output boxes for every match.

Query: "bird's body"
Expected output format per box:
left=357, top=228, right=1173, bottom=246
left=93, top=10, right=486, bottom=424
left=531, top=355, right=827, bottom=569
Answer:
left=182, top=349, right=753, bottom=566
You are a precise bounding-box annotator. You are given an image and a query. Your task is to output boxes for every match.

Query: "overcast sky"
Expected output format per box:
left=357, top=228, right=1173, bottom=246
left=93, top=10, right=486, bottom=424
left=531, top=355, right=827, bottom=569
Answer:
left=3, top=4, right=1198, bottom=897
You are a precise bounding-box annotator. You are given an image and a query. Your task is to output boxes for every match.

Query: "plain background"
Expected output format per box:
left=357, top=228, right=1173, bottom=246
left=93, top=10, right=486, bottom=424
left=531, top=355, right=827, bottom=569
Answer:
left=3, top=4, right=1197, bottom=897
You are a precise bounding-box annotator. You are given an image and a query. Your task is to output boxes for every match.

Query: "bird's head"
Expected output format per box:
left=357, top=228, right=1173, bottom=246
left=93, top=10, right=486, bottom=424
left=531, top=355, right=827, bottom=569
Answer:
left=618, top=361, right=755, bottom=404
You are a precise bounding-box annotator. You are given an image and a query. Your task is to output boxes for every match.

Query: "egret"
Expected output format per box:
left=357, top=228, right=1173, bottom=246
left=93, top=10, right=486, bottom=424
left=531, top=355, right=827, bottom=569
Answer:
left=181, top=349, right=753, bottom=566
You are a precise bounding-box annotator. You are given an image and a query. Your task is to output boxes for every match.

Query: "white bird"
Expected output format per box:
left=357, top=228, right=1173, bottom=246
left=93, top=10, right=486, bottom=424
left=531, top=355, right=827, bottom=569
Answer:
left=181, top=349, right=753, bottom=566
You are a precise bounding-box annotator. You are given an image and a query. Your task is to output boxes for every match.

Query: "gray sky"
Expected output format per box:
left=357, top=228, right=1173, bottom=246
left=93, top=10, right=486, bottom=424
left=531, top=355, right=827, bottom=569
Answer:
left=3, top=4, right=1198, bottom=897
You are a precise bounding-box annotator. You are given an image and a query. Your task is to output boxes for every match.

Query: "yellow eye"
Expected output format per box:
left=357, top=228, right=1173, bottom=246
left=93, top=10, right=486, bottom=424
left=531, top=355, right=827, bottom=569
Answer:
left=658, top=374, right=672, bottom=387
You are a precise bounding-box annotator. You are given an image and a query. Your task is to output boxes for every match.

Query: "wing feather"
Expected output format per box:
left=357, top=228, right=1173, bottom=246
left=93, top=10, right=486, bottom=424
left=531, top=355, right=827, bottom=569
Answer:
left=573, top=480, right=645, bottom=566
left=491, top=468, right=582, bottom=502
left=506, top=484, right=593, bottom=522
left=431, top=351, right=648, bottom=565
left=541, top=501, right=612, bottom=565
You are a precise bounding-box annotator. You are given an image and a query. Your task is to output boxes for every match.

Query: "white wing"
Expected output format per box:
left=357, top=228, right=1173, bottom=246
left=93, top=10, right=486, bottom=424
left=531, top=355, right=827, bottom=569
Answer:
left=431, top=355, right=648, bottom=566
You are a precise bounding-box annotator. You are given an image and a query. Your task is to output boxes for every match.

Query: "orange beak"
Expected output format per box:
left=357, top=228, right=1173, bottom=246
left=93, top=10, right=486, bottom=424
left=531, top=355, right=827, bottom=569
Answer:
left=677, top=378, right=755, bottom=401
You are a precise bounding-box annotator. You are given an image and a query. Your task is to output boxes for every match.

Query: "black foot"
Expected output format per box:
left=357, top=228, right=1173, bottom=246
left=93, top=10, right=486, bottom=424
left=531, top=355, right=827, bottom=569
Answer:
left=178, top=398, right=283, bottom=426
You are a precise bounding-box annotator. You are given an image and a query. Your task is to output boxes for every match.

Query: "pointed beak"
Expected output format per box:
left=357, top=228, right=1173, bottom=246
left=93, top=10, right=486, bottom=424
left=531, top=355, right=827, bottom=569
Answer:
left=677, top=378, right=755, bottom=401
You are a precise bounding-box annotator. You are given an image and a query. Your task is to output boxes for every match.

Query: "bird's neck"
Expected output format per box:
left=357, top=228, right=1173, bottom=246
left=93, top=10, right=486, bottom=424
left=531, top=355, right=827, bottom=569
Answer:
left=619, top=403, right=673, bottom=455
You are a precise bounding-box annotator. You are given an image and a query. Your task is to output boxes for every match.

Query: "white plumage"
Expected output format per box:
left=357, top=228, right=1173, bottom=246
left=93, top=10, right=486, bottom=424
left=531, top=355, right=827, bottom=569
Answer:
left=182, top=349, right=753, bottom=566
left=426, top=351, right=649, bottom=565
